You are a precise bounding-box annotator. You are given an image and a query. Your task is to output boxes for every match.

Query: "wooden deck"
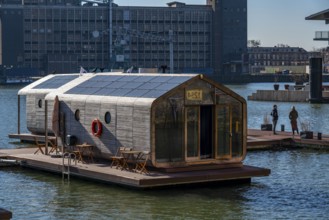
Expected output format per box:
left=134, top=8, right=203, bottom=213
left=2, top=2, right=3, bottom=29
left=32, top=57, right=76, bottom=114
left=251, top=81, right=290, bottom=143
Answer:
left=247, top=129, right=329, bottom=150
left=6, top=128, right=329, bottom=189
left=0, top=148, right=270, bottom=189
left=10, top=129, right=329, bottom=151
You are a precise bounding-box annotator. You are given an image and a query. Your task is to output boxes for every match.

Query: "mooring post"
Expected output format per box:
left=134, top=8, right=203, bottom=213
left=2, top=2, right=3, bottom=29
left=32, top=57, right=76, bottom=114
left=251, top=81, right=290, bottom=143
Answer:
left=0, top=208, right=12, bottom=220
left=45, top=99, right=48, bottom=155
left=17, top=95, right=20, bottom=135
left=309, top=57, right=323, bottom=103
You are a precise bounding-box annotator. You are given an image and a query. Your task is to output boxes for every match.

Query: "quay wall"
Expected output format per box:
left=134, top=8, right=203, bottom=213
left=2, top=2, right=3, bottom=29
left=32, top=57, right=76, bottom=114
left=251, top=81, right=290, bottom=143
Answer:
left=211, top=74, right=329, bottom=84
left=248, top=90, right=309, bottom=102
left=248, top=90, right=329, bottom=102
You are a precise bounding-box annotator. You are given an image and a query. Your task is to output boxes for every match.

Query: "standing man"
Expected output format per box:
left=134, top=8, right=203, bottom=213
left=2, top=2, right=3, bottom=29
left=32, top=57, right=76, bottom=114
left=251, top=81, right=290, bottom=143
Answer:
left=271, top=105, right=279, bottom=134
left=289, top=106, right=299, bottom=136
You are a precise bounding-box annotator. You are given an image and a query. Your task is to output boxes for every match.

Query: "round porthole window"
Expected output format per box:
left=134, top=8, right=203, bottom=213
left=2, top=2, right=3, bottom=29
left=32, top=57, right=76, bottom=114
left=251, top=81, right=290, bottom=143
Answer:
left=104, top=111, right=111, bottom=124
left=75, top=109, right=80, bottom=121
left=38, top=99, right=42, bottom=108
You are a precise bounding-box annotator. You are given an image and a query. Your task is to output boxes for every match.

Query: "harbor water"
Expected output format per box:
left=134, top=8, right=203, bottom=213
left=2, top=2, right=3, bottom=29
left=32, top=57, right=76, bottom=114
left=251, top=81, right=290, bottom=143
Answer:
left=1, top=83, right=329, bottom=220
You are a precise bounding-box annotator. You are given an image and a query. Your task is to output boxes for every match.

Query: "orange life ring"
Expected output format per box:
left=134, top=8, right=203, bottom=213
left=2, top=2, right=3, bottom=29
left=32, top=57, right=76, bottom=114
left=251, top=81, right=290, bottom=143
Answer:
left=91, top=119, right=102, bottom=137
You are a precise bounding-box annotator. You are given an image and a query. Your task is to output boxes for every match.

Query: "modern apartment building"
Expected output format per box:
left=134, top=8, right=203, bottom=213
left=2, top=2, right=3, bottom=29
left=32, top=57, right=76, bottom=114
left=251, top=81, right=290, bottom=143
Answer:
left=306, top=8, right=329, bottom=72
left=0, top=0, right=248, bottom=79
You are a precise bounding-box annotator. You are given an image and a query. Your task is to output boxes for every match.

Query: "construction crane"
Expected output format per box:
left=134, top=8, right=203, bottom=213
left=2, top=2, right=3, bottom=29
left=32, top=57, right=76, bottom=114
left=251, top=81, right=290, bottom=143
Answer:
left=112, top=26, right=174, bottom=72
left=81, top=0, right=174, bottom=72
left=81, top=0, right=112, bottom=67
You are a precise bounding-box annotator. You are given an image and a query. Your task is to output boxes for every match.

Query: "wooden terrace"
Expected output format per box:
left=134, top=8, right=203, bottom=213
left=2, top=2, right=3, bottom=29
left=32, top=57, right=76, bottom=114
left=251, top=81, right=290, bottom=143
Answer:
left=4, top=129, right=328, bottom=188
left=247, top=129, right=329, bottom=150
left=0, top=148, right=269, bottom=189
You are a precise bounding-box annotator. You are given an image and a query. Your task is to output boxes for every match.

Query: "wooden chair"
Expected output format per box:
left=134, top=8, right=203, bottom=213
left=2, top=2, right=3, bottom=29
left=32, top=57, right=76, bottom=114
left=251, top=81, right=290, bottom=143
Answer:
left=48, top=138, right=59, bottom=154
left=72, top=150, right=83, bottom=163
left=111, top=147, right=125, bottom=169
left=34, top=137, right=45, bottom=154
left=110, top=147, right=131, bottom=169
left=134, top=151, right=150, bottom=174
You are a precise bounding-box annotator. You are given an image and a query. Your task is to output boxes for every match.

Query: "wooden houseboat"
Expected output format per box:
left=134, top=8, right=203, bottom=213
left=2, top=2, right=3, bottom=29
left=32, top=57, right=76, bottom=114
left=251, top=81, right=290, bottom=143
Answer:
left=17, top=73, right=248, bottom=170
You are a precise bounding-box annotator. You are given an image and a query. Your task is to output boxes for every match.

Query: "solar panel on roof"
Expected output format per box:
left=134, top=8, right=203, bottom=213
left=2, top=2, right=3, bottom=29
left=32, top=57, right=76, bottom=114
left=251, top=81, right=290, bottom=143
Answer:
left=80, top=87, right=100, bottom=95
left=125, top=89, right=149, bottom=97
left=109, top=81, right=128, bottom=89
left=122, top=82, right=144, bottom=89
left=155, top=83, right=178, bottom=91
left=109, top=88, right=131, bottom=96
left=65, top=74, right=193, bottom=98
left=32, top=75, right=78, bottom=89
left=133, top=75, right=156, bottom=82
left=167, top=76, right=193, bottom=84
left=94, top=75, right=124, bottom=82
left=67, top=87, right=85, bottom=94
left=117, top=75, right=139, bottom=82
left=142, top=90, right=167, bottom=98
left=151, top=76, right=173, bottom=83
left=93, top=88, right=116, bottom=96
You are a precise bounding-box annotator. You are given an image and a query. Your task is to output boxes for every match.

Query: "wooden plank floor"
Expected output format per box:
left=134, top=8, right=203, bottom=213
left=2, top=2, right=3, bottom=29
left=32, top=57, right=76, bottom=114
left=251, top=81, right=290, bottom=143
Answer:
left=0, top=148, right=270, bottom=189
left=247, top=129, right=329, bottom=150
left=5, top=129, right=329, bottom=188
left=10, top=130, right=329, bottom=151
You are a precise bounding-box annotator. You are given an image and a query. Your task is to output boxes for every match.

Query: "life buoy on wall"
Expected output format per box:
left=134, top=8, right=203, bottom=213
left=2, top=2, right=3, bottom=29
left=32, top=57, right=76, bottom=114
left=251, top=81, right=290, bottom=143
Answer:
left=91, top=118, right=102, bottom=137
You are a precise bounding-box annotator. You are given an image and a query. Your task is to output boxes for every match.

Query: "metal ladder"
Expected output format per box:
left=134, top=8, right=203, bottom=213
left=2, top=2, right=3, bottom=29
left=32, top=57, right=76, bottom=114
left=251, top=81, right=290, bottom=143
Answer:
left=62, top=152, right=76, bottom=181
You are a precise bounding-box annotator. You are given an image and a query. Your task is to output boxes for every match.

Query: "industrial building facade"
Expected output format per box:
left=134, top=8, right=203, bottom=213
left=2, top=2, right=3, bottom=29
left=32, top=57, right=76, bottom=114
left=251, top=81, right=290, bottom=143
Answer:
left=0, top=0, right=248, bottom=79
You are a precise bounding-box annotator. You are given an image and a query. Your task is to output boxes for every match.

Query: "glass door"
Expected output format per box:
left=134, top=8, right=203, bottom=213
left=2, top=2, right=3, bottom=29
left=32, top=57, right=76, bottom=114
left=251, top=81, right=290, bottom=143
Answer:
left=216, top=105, right=232, bottom=159
left=200, top=105, right=213, bottom=159
left=186, top=106, right=214, bottom=161
left=186, top=107, right=199, bottom=161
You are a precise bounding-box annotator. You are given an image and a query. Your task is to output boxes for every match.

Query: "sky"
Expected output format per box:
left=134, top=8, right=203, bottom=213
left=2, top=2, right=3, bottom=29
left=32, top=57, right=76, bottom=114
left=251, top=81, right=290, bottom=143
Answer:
left=114, top=0, right=329, bottom=51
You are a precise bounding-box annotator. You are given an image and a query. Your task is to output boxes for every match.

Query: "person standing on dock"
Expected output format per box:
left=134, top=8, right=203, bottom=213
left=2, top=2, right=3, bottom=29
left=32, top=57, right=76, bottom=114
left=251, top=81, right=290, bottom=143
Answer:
left=289, top=106, right=299, bottom=135
left=271, top=105, right=279, bottom=134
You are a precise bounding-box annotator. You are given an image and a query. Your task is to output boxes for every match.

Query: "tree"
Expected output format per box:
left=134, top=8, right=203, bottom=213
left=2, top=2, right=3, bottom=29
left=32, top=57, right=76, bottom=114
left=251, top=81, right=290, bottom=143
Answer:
left=248, top=40, right=261, bottom=47
left=276, top=43, right=289, bottom=48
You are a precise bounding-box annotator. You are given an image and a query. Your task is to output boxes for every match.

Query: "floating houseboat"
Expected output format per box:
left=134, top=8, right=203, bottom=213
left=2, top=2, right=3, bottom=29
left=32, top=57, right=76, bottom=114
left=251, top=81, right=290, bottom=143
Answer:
left=9, top=72, right=270, bottom=187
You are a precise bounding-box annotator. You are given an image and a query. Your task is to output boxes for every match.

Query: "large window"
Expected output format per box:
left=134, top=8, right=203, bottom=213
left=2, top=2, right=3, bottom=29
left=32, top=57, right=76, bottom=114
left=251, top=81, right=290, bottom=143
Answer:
left=216, top=90, right=244, bottom=158
left=155, top=93, right=184, bottom=162
left=216, top=105, right=231, bottom=158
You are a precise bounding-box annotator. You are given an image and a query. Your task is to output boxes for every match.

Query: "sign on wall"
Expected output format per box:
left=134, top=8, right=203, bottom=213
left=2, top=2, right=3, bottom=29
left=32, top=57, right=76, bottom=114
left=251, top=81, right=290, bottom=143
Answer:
left=186, top=89, right=203, bottom=101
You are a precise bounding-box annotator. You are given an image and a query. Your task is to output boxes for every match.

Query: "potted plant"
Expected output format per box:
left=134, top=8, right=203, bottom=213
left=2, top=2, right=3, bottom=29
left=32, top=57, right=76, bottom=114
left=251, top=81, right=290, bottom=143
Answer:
left=273, top=75, right=279, bottom=90
left=300, top=120, right=313, bottom=139
left=261, top=114, right=272, bottom=131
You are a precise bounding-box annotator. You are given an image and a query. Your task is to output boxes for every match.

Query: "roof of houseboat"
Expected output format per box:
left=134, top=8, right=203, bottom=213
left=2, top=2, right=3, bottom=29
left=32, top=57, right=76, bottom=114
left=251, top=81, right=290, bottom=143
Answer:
left=64, top=73, right=196, bottom=98
left=19, top=73, right=199, bottom=99
left=18, top=74, right=81, bottom=95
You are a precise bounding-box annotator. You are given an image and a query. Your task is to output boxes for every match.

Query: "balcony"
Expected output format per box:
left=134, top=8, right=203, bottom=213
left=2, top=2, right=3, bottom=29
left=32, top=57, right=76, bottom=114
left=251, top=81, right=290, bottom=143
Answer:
left=314, top=31, right=329, bottom=41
